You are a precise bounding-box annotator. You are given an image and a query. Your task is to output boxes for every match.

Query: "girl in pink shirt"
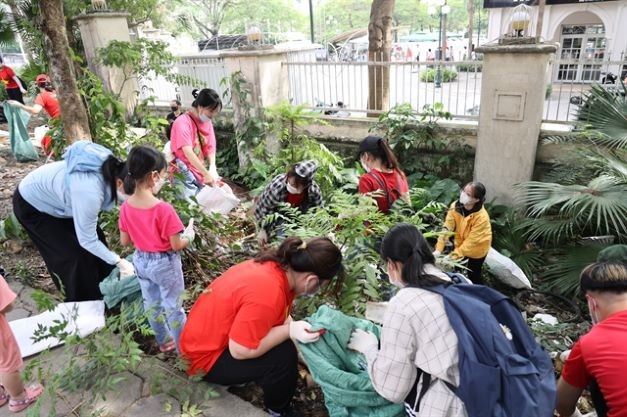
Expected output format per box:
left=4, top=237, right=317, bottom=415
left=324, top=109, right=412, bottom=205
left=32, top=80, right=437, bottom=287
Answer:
left=169, top=88, right=222, bottom=196
left=0, top=275, right=44, bottom=412
left=119, top=145, right=195, bottom=353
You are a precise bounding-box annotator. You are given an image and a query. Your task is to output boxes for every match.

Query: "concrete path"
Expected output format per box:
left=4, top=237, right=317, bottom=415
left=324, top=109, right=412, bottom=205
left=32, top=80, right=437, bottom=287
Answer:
left=1, top=275, right=267, bottom=417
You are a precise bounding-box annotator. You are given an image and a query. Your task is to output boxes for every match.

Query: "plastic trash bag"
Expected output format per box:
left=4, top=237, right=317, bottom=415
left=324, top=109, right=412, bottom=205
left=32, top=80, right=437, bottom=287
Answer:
left=485, top=247, right=532, bottom=289
left=4, top=102, right=38, bottom=162
left=99, top=259, right=142, bottom=309
left=34, top=124, right=49, bottom=146
left=163, top=140, right=174, bottom=163
left=196, top=183, right=240, bottom=215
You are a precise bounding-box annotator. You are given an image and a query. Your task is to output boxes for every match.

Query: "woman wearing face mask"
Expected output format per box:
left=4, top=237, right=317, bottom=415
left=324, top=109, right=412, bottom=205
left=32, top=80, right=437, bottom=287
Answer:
left=180, top=237, right=343, bottom=417
left=434, top=181, right=492, bottom=284
left=254, top=160, right=323, bottom=245
left=12, top=141, right=134, bottom=302
left=348, top=223, right=466, bottom=417
left=357, top=135, right=410, bottom=214
left=169, top=88, right=222, bottom=196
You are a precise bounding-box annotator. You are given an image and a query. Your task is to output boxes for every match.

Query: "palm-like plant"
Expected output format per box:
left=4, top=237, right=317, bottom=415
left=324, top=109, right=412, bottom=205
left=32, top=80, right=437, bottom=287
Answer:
left=515, top=81, right=627, bottom=297
left=0, top=10, right=16, bottom=46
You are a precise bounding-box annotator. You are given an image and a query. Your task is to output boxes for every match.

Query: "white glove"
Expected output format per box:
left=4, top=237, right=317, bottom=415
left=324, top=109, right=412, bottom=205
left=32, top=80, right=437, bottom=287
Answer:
left=347, top=328, right=378, bottom=354
left=181, top=218, right=195, bottom=243
left=289, top=320, right=320, bottom=344
left=116, top=258, right=135, bottom=279
left=433, top=250, right=441, bottom=256
left=257, top=229, right=268, bottom=245
left=20, top=87, right=27, bottom=94
left=208, top=165, right=220, bottom=181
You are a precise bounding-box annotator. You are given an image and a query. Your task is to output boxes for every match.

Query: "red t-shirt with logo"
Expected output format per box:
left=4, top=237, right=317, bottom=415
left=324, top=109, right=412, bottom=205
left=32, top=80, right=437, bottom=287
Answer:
left=34, top=91, right=61, bottom=118
left=561, top=310, right=627, bottom=417
left=286, top=192, right=306, bottom=208
left=358, top=169, right=409, bottom=213
left=0, top=66, right=18, bottom=89
left=179, top=260, right=295, bottom=376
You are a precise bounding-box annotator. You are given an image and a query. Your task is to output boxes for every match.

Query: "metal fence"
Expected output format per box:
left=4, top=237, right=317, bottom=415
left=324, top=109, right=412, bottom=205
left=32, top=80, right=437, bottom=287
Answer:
left=284, top=52, right=483, bottom=119
left=543, top=58, right=626, bottom=123
left=138, top=55, right=230, bottom=107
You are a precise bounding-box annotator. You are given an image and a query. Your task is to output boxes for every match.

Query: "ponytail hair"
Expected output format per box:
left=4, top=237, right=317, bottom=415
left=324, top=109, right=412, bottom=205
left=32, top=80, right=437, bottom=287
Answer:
left=358, top=135, right=404, bottom=176
left=192, top=88, right=222, bottom=112
left=123, top=145, right=167, bottom=195
left=380, top=223, right=447, bottom=288
left=101, top=155, right=128, bottom=204
left=256, top=237, right=343, bottom=283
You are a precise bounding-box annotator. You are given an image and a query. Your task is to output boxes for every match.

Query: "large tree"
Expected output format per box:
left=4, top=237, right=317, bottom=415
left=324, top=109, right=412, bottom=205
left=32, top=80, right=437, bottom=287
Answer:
left=40, top=0, right=91, bottom=141
left=367, top=0, right=395, bottom=115
left=175, top=0, right=239, bottom=39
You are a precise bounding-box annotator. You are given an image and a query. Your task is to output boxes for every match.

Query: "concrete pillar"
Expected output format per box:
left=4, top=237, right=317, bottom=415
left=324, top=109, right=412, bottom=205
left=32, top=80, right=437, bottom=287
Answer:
left=75, top=12, right=138, bottom=113
left=474, top=43, right=558, bottom=205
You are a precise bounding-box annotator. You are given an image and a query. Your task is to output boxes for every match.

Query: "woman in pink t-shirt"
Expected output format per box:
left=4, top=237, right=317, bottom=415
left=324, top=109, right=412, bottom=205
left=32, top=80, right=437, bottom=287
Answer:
left=169, top=88, right=222, bottom=196
left=119, top=145, right=195, bottom=353
left=0, top=275, right=44, bottom=412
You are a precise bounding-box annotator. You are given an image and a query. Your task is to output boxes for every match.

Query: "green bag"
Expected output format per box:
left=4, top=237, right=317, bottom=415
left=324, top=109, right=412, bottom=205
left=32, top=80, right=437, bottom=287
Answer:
left=299, top=305, right=405, bottom=417
left=98, top=256, right=142, bottom=309
left=4, top=102, right=38, bottom=162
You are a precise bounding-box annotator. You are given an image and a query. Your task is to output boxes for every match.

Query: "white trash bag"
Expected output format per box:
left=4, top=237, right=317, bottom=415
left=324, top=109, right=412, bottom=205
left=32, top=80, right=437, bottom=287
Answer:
left=485, top=247, right=532, bottom=289
left=163, top=141, right=174, bottom=163
left=34, top=124, right=49, bottom=147
left=196, top=183, right=240, bottom=215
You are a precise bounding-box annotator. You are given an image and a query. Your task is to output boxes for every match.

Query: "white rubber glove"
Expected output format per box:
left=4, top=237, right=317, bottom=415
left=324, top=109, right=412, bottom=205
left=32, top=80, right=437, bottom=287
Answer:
left=116, top=258, right=135, bottom=279
left=289, top=320, right=320, bottom=344
left=347, top=328, right=378, bottom=354
left=181, top=218, right=195, bottom=243
left=208, top=165, right=220, bottom=181
left=433, top=250, right=441, bottom=256
left=20, top=87, right=27, bottom=94
left=257, top=229, right=268, bottom=246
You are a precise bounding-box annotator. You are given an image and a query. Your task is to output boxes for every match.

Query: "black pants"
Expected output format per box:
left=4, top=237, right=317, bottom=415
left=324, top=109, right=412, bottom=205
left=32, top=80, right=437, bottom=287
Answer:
left=466, top=256, right=486, bottom=285
left=6, top=87, right=24, bottom=104
left=203, top=340, right=298, bottom=412
left=12, top=189, right=114, bottom=302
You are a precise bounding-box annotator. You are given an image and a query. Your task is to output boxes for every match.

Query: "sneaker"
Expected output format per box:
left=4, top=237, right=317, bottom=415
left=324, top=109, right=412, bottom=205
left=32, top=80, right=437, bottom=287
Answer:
left=159, top=339, right=176, bottom=353
left=8, top=383, right=44, bottom=413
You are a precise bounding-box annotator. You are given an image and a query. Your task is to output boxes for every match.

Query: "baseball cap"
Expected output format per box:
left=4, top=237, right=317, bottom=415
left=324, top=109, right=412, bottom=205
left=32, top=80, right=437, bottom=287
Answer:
left=36, top=74, right=50, bottom=83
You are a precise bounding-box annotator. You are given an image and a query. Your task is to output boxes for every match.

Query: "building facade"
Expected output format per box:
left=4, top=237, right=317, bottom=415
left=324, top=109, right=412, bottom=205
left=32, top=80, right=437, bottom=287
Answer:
left=485, top=0, right=627, bottom=83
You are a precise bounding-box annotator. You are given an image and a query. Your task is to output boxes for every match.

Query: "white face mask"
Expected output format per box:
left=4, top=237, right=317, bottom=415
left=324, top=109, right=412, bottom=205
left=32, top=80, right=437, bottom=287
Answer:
left=360, top=158, right=370, bottom=173
left=587, top=297, right=599, bottom=325
left=302, top=278, right=318, bottom=298
left=117, top=190, right=128, bottom=202
left=286, top=182, right=302, bottom=194
left=387, top=261, right=405, bottom=288
left=459, top=191, right=474, bottom=205
left=198, top=111, right=210, bottom=123
left=152, top=176, right=166, bottom=194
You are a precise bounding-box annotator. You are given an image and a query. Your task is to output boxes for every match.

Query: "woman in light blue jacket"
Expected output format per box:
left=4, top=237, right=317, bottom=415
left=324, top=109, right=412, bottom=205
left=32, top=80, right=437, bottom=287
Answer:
left=12, top=141, right=133, bottom=302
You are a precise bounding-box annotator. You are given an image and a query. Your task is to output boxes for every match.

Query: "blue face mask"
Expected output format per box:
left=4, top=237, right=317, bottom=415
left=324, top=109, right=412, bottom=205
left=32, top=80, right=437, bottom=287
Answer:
left=199, top=112, right=210, bottom=123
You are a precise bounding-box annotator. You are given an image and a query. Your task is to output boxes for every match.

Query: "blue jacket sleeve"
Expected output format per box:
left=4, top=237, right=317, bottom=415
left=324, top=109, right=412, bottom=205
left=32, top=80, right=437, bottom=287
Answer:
left=69, top=173, right=119, bottom=265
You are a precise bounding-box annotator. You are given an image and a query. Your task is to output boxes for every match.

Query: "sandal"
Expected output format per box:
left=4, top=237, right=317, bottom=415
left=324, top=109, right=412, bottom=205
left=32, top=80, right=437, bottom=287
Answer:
left=159, top=339, right=176, bottom=353
left=0, top=385, right=7, bottom=407
left=8, top=384, right=44, bottom=413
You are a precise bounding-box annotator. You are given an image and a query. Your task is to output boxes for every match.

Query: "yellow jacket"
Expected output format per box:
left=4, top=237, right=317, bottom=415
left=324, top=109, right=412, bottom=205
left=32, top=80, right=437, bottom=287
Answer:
left=435, top=202, right=492, bottom=259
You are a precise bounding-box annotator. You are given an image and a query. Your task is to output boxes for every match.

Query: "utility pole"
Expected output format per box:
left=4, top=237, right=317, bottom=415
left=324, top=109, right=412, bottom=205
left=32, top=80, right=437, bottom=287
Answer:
left=309, top=0, right=315, bottom=43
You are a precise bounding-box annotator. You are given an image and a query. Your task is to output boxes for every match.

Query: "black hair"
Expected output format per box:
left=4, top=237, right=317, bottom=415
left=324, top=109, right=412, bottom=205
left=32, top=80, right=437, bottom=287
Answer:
left=191, top=88, right=222, bottom=112
left=465, top=181, right=487, bottom=203
left=101, top=155, right=128, bottom=204
left=171, top=99, right=181, bottom=106
left=256, top=237, right=343, bottom=283
left=123, top=145, right=167, bottom=195
left=359, top=135, right=405, bottom=177
left=286, top=165, right=309, bottom=188
left=380, top=223, right=448, bottom=288
left=37, top=81, right=54, bottom=92
left=580, top=261, right=627, bottom=294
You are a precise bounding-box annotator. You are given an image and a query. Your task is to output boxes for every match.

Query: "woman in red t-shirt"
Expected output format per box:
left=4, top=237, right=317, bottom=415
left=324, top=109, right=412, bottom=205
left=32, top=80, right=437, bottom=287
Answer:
left=0, top=58, right=27, bottom=104
left=357, top=135, right=410, bottom=213
left=179, top=237, right=343, bottom=417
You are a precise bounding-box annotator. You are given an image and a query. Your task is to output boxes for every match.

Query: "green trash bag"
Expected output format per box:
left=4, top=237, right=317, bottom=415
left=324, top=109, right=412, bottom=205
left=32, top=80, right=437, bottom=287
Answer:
left=299, top=305, right=405, bottom=417
left=3, top=102, right=38, bottom=162
left=99, top=256, right=142, bottom=309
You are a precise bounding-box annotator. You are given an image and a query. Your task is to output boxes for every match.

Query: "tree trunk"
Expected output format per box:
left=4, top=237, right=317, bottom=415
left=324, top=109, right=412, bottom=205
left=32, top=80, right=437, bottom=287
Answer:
left=40, top=0, right=91, bottom=142
left=467, top=0, right=474, bottom=59
left=367, top=0, right=395, bottom=117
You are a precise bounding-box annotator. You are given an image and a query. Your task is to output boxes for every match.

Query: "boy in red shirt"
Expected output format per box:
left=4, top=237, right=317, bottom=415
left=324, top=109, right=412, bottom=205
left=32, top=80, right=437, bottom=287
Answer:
left=556, top=261, right=627, bottom=417
left=0, top=58, right=27, bottom=104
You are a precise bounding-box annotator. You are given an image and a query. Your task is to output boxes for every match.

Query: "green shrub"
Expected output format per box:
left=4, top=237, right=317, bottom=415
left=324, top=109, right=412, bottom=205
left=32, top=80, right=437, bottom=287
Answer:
left=456, top=62, right=482, bottom=73
left=420, top=68, right=458, bottom=83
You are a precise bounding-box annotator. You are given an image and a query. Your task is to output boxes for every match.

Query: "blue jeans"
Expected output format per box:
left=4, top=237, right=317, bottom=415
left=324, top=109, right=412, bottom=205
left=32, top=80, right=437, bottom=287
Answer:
left=133, top=250, right=187, bottom=350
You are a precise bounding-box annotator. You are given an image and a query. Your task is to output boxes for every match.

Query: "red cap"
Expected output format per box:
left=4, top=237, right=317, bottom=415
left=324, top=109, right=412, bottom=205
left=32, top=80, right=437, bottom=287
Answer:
left=35, top=74, right=49, bottom=83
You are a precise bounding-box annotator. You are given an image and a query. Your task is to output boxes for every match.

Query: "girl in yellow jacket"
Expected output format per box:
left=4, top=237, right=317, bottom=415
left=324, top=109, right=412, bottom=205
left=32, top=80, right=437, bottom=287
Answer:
left=434, top=181, right=492, bottom=284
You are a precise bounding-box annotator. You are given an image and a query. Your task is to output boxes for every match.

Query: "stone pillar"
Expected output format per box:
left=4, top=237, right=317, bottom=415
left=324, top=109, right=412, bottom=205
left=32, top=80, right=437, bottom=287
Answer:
left=75, top=12, right=138, bottom=113
left=474, top=43, right=558, bottom=205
